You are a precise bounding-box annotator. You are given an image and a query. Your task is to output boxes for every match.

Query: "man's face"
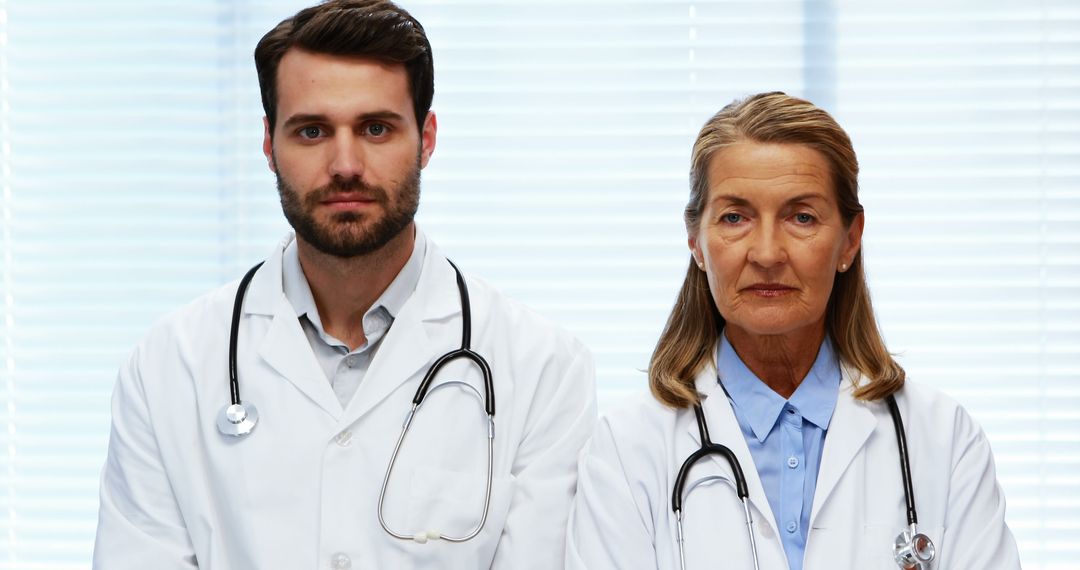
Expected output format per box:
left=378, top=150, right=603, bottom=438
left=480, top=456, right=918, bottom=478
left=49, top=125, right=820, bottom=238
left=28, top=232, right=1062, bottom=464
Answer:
left=263, top=48, right=437, bottom=258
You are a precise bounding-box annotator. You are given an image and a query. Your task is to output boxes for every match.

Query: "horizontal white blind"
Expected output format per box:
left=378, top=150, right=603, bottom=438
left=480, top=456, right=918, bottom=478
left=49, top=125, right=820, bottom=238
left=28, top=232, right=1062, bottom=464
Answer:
left=0, top=1, right=1075, bottom=568
left=831, top=2, right=1080, bottom=567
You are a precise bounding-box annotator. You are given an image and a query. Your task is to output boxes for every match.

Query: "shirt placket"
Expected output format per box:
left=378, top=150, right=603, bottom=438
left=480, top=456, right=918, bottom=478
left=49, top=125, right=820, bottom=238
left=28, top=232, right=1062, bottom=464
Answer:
left=780, top=404, right=807, bottom=562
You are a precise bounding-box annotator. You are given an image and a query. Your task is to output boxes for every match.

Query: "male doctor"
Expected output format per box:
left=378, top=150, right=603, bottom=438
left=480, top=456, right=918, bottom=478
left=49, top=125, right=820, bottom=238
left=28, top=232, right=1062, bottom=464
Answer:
left=93, top=1, right=596, bottom=568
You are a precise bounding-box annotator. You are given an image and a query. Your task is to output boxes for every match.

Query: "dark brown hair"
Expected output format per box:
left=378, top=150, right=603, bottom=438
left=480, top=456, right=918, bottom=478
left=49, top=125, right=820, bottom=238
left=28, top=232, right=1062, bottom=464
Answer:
left=255, top=0, right=434, bottom=136
left=650, top=92, right=904, bottom=408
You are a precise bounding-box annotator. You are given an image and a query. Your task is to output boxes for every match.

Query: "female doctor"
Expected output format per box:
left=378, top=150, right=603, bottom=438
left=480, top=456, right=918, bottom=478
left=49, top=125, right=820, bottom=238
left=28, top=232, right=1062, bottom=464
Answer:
left=566, top=92, right=1021, bottom=570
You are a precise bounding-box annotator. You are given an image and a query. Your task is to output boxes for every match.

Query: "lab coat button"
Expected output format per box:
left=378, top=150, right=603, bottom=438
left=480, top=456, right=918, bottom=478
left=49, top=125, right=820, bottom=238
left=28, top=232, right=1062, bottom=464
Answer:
left=758, top=523, right=774, bottom=540
left=335, top=430, right=353, bottom=447
left=330, top=552, right=352, bottom=570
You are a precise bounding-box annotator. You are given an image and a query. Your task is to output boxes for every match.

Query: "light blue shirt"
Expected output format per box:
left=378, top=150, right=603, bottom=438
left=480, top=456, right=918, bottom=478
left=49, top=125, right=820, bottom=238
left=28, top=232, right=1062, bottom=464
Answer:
left=716, top=333, right=840, bottom=570
left=282, top=232, right=426, bottom=408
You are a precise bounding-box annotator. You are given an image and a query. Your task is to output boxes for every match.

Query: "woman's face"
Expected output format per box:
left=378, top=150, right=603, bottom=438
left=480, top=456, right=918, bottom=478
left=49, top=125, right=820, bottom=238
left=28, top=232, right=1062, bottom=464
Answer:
left=690, top=141, right=863, bottom=340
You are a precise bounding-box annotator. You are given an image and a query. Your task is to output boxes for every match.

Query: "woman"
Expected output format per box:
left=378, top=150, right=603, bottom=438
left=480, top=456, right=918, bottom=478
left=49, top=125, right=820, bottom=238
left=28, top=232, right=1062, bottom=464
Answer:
left=566, top=93, right=1020, bottom=569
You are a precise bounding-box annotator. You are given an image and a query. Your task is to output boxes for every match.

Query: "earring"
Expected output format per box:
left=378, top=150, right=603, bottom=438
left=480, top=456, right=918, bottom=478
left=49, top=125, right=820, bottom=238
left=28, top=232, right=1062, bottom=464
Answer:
left=839, top=263, right=848, bottom=272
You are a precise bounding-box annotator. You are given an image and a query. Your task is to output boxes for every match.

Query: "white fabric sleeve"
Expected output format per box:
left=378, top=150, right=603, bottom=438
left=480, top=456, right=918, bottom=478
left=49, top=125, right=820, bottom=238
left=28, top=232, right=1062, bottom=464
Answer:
left=93, top=345, right=198, bottom=569
left=490, top=342, right=598, bottom=569
left=937, top=406, right=1022, bottom=569
left=566, top=415, right=658, bottom=570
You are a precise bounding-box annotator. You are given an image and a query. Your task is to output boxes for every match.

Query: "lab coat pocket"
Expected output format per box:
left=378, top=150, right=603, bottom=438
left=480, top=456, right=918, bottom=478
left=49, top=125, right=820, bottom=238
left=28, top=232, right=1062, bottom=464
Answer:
left=401, top=467, right=515, bottom=569
left=860, top=523, right=945, bottom=569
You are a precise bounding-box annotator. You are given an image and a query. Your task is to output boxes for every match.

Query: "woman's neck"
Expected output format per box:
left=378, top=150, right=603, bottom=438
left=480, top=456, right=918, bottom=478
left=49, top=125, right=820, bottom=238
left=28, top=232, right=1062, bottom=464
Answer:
left=725, top=322, right=826, bottom=399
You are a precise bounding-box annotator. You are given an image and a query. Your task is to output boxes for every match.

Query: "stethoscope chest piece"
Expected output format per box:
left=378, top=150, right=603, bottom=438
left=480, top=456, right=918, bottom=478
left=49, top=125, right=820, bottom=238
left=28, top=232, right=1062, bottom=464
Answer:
left=893, top=527, right=935, bottom=569
left=217, top=402, right=259, bottom=437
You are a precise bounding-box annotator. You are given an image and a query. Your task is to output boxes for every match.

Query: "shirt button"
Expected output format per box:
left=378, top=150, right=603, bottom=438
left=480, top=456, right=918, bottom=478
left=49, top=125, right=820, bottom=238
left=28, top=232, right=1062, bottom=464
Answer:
left=330, top=552, right=351, bottom=570
left=787, top=456, right=800, bottom=468
left=345, top=355, right=358, bottom=367
left=335, top=430, right=353, bottom=447
left=786, top=521, right=798, bottom=533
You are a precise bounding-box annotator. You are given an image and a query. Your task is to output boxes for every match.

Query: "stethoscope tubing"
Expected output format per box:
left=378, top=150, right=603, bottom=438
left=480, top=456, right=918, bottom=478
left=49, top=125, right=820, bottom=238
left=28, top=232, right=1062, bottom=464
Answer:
left=673, top=402, right=759, bottom=570
left=378, top=381, right=495, bottom=543
left=228, top=261, right=264, bottom=407
left=376, top=259, right=496, bottom=543
left=673, top=390, right=929, bottom=569
left=222, top=258, right=497, bottom=543
left=886, top=394, right=918, bottom=526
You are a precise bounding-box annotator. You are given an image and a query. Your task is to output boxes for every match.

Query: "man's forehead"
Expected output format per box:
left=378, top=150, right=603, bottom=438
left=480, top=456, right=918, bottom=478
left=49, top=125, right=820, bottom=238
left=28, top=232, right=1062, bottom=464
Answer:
left=274, top=48, right=413, bottom=116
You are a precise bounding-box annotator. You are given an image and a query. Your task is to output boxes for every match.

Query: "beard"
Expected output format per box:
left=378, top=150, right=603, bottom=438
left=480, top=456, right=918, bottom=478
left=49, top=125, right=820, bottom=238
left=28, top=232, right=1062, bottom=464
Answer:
left=276, top=160, right=421, bottom=259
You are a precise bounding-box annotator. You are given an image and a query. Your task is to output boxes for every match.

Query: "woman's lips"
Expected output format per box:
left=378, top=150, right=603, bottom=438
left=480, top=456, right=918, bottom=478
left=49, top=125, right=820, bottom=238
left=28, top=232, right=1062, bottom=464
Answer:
left=744, top=284, right=796, bottom=298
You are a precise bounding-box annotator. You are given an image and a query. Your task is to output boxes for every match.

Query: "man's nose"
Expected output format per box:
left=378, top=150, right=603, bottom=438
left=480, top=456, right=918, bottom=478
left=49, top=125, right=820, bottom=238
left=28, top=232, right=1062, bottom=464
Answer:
left=327, top=133, right=365, bottom=180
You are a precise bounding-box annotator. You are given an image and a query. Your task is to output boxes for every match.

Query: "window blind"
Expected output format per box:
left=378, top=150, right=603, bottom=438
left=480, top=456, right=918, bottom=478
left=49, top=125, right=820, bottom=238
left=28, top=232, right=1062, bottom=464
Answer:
left=0, top=1, right=1075, bottom=567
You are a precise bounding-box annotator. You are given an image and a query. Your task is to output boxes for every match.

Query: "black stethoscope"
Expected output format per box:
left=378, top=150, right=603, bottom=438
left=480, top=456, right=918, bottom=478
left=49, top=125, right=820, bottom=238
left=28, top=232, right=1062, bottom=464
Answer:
left=672, top=391, right=935, bottom=570
left=216, top=259, right=497, bottom=543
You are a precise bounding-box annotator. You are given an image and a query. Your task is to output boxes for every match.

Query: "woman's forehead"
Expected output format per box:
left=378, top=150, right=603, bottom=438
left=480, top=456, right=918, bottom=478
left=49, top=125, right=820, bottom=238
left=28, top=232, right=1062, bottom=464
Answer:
left=706, top=142, right=834, bottom=206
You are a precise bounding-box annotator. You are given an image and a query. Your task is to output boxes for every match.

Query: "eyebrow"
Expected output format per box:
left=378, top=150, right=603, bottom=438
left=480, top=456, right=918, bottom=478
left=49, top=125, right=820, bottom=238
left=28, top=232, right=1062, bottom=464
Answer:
left=784, top=192, right=830, bottom=205
left=280, top=111, right=408, bottom=131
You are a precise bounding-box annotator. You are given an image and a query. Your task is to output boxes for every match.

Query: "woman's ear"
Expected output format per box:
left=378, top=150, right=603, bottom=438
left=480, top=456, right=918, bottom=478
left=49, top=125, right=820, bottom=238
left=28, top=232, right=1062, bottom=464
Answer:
left=841, top=212, right=865, bottom=268
left=688, top=235, right=705, bottom=270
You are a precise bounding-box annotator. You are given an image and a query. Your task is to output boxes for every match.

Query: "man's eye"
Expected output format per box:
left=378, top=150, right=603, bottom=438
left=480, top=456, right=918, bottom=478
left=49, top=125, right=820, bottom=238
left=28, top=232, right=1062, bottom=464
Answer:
left=366, top=123, right=388, bottom=137
left=299, top=126, right=323, bottom=139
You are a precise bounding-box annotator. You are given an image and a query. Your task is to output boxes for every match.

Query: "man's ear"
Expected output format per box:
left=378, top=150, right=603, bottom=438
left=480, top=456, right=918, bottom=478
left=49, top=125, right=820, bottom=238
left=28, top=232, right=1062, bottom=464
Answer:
left=262, top=116, right=276, bottom=173
left=419, top=111, right=437, bottom=169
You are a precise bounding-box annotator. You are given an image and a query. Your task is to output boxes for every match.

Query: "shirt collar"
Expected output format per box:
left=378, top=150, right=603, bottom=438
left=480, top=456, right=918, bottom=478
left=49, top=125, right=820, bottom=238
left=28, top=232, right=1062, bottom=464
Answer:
left=716, top=331, right=841, bottom=442
left=281, top=230, right=427, bottom=337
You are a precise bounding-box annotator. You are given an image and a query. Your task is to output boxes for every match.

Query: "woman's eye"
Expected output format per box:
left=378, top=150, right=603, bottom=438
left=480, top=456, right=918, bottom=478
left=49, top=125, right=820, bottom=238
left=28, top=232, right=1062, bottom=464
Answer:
left=795, top=213, right=815, bottom=224
left=722, top=213, right=743, bottom=224
left=299, top=126, right=323, bottom=139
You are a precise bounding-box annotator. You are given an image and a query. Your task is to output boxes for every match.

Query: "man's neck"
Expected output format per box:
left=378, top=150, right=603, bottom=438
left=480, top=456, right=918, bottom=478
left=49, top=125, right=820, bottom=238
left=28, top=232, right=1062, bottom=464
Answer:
left=296, top=224, right=416, bottom=350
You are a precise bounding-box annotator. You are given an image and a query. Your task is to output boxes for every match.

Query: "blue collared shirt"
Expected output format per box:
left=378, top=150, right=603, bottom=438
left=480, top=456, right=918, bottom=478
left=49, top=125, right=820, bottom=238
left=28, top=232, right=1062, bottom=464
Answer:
left=716, top=333, right=840, bottom=570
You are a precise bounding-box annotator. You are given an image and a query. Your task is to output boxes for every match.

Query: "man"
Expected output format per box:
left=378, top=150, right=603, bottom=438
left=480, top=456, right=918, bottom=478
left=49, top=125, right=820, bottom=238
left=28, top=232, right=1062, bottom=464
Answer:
left=93, top=1, right=596, bottom=568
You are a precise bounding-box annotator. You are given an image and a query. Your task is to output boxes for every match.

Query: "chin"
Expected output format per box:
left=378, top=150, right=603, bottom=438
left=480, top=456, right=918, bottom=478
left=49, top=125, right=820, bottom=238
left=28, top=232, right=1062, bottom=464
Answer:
left=726, top=312, right=819, bottom=338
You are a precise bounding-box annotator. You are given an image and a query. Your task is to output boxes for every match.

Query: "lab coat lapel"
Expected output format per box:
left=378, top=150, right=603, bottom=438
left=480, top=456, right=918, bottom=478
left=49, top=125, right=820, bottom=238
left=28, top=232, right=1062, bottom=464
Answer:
left=340, top=240, right=461, bottom=425
left=808, top=367, right=876, bottom=527
left=245, top=235, right=343, bottom=419
left=257, top=299, right=343, bottom=418
left=689, top=367, right=777, bottom=536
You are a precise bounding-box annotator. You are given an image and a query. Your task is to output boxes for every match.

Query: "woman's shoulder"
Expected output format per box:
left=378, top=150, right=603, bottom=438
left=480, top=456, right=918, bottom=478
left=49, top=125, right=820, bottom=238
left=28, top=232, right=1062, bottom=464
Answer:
left=890, top=379, right=989, bottom=452
left=583, top=389, right=687, bottom=466
left=601, top=389, right=683, bottom=436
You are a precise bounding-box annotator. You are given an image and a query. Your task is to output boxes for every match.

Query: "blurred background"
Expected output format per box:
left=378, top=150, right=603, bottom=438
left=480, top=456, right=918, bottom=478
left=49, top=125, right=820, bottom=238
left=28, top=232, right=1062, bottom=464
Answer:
left=0, top=0, right=1077, bottom=567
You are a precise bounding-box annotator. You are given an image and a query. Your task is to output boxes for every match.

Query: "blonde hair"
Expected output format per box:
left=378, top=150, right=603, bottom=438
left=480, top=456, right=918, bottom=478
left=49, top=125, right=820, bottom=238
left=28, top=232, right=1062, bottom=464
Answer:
left=649, top=92, right=904, bottom=408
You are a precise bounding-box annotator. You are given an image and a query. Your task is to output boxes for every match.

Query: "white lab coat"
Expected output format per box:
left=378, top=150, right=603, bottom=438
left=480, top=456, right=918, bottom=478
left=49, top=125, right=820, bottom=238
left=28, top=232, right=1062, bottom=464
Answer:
left=95, top=233, right=597, bottom=569
left=567, top=364, right=1021, bottom=569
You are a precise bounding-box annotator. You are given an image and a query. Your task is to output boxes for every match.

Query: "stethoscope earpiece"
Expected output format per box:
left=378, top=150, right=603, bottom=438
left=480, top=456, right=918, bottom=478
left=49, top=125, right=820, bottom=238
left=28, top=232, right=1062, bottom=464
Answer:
left=217, top=401, right=259, bottom=437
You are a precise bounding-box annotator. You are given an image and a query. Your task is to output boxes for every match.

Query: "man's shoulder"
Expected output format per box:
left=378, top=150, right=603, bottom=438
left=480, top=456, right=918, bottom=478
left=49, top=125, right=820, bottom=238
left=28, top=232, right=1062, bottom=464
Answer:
left=463, top=273, right=586, bottom=353
left=136, top=276, right=246, bottom=350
